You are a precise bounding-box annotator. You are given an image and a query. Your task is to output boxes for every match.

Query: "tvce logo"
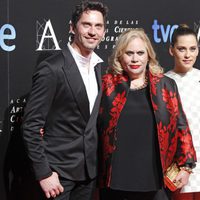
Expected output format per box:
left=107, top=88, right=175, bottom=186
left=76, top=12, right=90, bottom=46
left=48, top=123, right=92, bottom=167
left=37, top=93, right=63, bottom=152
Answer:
left=152, top=19, right=178, bottom=43
left=0, top=24, right=16, bottom=51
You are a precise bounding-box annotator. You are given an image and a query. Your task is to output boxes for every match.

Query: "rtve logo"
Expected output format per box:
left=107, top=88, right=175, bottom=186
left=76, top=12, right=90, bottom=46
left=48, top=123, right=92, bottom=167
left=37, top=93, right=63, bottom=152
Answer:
left=152, top=19, right=178, bottom=43
left=0, top=24, right=16, bottom=51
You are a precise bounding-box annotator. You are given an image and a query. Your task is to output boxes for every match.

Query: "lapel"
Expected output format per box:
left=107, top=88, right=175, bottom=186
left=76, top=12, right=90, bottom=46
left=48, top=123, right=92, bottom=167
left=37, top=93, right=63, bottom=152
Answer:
left=90, top=63, right=102, bottom=117
left=148, top=70, right=164, bottom=112
left=95, top=63, right=102, bottom=91
left=62, top=46, right=90, bottom=122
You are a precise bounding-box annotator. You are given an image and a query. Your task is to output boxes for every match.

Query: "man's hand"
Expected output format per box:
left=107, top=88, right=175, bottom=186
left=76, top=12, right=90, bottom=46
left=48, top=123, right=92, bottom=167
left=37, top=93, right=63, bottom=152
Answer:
left=173, top=170, right=190, bottom=189
left=39, top=172, right=64, bottom=198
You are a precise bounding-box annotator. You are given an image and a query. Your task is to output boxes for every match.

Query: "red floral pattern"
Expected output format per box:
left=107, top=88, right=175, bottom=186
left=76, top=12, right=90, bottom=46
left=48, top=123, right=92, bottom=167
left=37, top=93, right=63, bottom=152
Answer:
left=162, top=88, right=179, bottom=132
left=102, top=91, right=127, bottom=157
left=98, top=71, right=196, bottom=187
left=177, top=127, right=196, bottom=165
left=102, top=74, right=128, bottom=96
left=149, top=72, right=163, bottom=96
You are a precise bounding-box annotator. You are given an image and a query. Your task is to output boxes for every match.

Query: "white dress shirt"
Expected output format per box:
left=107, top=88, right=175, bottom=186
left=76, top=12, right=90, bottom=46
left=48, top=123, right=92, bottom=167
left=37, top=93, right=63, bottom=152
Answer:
left=68, top=43, right=103, bottom=113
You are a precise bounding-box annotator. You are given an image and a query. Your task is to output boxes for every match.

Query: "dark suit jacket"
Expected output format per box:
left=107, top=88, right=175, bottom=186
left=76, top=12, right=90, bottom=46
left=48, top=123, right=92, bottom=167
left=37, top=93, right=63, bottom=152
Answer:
left=23, top=46, right=102, bottom=181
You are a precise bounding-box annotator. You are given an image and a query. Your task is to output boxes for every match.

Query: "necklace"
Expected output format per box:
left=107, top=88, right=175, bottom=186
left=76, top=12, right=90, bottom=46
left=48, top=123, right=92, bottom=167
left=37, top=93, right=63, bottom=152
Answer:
left=130, top=74, right=148, bottom=90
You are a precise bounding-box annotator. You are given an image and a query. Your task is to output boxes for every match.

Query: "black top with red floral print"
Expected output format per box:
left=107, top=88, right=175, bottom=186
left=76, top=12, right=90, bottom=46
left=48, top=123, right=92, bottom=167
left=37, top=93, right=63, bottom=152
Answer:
left=98, top=70, right=196, bottom=188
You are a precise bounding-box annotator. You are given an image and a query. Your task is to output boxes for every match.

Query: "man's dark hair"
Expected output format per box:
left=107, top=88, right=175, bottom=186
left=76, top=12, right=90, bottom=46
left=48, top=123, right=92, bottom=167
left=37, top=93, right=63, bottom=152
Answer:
left=71, top=1, right=108, bottom=27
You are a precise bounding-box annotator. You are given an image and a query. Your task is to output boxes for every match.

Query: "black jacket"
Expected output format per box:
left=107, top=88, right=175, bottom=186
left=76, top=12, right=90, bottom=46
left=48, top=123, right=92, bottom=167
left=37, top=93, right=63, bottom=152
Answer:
left=23, top=46, right=102, bottom=181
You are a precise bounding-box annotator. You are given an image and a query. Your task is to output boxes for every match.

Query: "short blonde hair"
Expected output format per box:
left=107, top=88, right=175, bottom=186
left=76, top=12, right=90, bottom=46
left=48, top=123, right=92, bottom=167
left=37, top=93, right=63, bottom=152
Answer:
left=108, top=28, right=163, bottom=76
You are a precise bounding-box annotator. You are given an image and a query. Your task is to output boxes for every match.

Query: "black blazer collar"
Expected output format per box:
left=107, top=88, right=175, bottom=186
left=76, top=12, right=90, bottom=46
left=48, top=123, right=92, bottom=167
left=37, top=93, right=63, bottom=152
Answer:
left=62, top=46, right=90, bottom=122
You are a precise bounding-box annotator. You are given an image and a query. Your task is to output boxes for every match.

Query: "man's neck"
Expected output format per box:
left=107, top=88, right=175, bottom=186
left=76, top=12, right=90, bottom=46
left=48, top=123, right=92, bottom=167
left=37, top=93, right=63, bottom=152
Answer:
left=71, top=43, right=92, bottom=59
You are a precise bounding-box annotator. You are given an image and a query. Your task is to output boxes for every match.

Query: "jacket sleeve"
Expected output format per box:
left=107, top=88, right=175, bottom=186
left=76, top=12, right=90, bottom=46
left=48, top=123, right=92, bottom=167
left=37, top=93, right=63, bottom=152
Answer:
left=22, top=61, right=57, bottom=180
left=172, top=79, right=196, bottom=168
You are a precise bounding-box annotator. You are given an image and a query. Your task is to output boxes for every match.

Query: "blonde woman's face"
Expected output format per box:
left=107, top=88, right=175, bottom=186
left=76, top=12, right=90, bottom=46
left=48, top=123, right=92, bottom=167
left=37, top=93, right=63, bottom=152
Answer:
left=170, top=35, right=199, bottom=73
left=120, top=37, right=148, bottom=79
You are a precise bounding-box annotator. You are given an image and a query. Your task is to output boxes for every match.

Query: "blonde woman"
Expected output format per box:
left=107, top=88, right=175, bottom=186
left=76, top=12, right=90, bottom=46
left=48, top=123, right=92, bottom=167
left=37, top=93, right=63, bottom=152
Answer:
left=97, top=29, right=196, bottom=200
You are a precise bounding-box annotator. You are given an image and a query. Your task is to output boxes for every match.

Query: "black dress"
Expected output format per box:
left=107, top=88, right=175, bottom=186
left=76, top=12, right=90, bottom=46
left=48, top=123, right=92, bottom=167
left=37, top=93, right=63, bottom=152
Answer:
left=110, top=87, right=162, bottom=192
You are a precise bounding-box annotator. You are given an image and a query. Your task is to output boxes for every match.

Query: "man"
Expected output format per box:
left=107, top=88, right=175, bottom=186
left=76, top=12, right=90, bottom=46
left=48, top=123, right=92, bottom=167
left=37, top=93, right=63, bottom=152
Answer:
left=22, top=1, right=108, bottom=199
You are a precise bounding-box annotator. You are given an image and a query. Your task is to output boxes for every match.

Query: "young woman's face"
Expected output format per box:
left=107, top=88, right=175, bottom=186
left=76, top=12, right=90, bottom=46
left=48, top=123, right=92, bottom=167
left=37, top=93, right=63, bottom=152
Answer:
left=170, top=35, right=199, bottom=73
left=120, top=37, right=149, bottom=79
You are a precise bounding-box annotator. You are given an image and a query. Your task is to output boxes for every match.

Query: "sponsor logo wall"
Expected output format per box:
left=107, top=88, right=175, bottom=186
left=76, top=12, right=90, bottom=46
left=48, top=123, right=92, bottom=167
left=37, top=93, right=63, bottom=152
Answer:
left=0, top=0, right=199, bottom=199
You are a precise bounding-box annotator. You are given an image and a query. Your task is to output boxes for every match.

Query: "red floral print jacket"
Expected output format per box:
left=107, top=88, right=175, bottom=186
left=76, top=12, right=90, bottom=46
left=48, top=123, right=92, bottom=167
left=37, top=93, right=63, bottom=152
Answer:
left=98, top=70, right=196, bottom=187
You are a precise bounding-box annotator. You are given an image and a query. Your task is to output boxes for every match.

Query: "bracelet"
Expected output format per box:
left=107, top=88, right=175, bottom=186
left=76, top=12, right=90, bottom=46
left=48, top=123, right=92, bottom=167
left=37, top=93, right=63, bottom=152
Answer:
left=180, top=166, right=193, bottom=174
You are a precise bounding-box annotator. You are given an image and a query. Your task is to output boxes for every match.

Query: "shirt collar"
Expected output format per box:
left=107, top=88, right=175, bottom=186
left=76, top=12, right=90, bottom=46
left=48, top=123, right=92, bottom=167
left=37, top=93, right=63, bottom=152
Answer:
left=67, top=43, right=103, bottom=68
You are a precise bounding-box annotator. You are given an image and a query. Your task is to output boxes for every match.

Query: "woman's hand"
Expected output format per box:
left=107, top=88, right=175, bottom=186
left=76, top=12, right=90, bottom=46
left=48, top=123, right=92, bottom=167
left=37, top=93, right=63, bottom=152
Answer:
left=173, top=169, right=190, bottom=189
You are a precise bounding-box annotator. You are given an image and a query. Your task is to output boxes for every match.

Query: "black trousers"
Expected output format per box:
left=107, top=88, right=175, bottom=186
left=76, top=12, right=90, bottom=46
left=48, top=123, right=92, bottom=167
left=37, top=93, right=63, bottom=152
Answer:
left=55, top=178, right=96, bottom=200
left=7, top=174, right=96, bottom=200
left=100, top=188, right=158, bottom=200
left=37, top=178, right=96, bottom=200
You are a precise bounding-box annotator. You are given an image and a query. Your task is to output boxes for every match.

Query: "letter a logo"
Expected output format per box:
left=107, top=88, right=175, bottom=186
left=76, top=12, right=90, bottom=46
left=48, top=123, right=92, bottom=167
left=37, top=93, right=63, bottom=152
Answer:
left=36, top=20, right=61, bottom=51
